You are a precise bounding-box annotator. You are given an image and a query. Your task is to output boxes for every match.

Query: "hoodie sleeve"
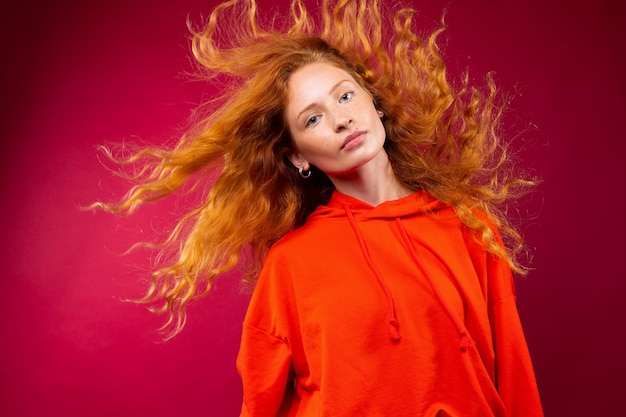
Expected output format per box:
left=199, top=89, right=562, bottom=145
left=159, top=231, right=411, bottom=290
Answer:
left=237, top=323, right=293, bottom=417
left=487, top=252, right=544, bottom=417
left=236, top=248, right=297, bottom=417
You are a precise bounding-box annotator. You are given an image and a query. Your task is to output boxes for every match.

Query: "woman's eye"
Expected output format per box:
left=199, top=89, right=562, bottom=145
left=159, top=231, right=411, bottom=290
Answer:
left=306, top=115, right=319, bottom=126
left=340, top=92, right=353, bottom=102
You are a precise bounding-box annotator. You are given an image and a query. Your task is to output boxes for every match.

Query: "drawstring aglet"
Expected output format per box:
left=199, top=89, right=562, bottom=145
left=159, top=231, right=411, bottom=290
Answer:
left=459, top=333, right=474, bottom=351
left=389, top=319, right=401, bottom=342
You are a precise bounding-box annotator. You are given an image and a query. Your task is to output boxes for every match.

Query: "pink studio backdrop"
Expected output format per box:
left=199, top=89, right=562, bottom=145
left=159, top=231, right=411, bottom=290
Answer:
left=1, top=0, right=625, bottom=416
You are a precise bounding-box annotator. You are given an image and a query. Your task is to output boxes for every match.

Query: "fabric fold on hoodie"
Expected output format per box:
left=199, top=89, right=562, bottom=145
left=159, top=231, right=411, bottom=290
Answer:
left=394, top=217, right=476, bottom=351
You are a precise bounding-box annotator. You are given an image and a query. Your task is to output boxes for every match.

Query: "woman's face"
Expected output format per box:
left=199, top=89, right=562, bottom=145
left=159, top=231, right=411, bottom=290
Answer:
left=284, top=62, right=386, bottom=177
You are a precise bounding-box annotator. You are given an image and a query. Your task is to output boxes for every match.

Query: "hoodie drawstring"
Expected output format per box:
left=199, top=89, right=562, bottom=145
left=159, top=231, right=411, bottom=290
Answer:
left=394, top=218, right=475, bottom=351
left=343, top=205, right=401, bottom=342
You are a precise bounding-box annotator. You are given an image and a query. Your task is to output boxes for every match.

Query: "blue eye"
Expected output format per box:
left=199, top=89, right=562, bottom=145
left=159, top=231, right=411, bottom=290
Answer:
left=340, top=92, right=353, bottom=102
left=306, top=115, right=320, bottom=126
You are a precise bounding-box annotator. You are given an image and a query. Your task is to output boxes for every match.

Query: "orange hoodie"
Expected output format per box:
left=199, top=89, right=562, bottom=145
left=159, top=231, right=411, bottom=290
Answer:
left=237, top=191, right=543, bottom=417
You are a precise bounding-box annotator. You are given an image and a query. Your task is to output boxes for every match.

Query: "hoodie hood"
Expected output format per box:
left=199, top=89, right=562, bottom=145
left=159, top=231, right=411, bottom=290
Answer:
left=308, top=190, right=474, bottom=351
left=308, top=190, right=446, bottom=222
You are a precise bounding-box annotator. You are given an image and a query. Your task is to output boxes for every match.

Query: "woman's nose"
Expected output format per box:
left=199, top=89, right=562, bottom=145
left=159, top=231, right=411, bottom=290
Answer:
left=334, top=112, right=353, bottom=132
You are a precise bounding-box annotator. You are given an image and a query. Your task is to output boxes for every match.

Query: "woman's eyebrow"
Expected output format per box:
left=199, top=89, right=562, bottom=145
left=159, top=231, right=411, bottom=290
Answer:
left=296, top=79, right=351, bottom=121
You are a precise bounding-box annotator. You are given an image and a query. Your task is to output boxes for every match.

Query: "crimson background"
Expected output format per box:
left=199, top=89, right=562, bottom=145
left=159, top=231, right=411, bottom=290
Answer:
left=1, top=0, right=625, bottom=416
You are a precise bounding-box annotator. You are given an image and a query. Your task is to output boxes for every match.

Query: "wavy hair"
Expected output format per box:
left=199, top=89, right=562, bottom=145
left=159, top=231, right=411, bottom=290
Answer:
left=96, top=0, right=535, bottom=337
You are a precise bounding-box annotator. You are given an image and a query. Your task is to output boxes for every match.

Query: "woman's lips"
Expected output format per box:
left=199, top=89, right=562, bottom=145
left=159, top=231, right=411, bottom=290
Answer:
left=341, top=130, right=365, bottom=151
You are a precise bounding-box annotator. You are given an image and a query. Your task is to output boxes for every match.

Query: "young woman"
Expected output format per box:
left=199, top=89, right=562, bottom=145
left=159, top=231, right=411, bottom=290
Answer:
left=98, top=0, right=543, bottom=415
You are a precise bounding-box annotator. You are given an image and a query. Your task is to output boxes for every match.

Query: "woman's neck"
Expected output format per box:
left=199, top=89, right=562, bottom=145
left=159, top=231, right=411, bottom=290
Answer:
left=329, top=151, right=413, bottom=207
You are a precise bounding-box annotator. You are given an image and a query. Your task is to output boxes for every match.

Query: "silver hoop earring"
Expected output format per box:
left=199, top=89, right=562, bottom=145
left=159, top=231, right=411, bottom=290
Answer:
left=298, top=166, right=312, bottom=179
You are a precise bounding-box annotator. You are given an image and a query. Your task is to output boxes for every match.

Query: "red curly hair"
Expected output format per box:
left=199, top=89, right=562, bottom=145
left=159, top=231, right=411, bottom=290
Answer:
left=96, top=0, right=534, bottom=337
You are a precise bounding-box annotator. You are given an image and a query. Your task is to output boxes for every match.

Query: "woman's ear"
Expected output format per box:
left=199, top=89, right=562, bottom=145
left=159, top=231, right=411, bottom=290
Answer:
left=287, top=150, right=309, bottom=171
